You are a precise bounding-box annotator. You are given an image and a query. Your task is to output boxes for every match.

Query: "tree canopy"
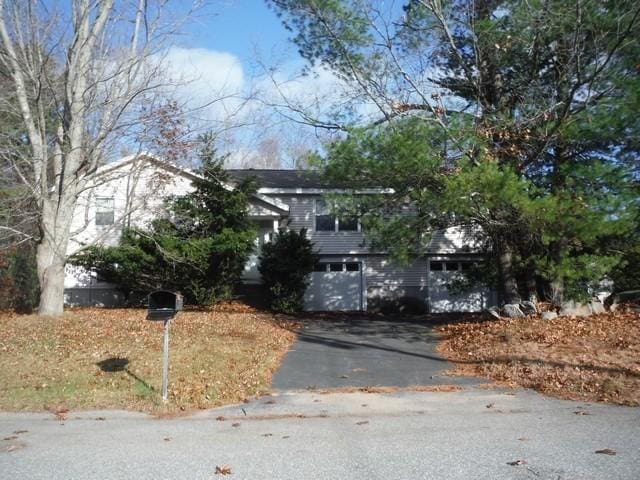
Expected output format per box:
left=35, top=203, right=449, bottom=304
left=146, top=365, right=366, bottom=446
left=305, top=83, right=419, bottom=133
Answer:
left=269, top=0, right=640, bottom=303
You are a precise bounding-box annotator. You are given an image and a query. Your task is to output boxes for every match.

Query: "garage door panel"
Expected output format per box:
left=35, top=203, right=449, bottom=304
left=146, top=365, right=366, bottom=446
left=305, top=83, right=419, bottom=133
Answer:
left=304, top=268, right=362, bottom=311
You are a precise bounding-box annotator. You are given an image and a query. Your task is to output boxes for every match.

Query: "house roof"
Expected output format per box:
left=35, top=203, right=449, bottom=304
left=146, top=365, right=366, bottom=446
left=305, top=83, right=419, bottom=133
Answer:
left=98, top=155, right=288, bottom=214
left=226, top=169, right=339, bottom=189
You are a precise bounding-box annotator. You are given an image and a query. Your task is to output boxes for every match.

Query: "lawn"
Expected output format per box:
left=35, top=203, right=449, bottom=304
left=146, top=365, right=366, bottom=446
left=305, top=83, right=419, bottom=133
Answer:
left=437, top=308, right=640, bottom=406
left=0, top=307, right=297, bottom=413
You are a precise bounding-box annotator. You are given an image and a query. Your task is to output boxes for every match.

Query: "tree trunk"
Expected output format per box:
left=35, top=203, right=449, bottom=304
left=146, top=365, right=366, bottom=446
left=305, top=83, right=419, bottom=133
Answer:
left=497, top=243, right=520, bottom=305
left=36, top=241, right=66, bottom=316
left=525, top=261, right=538, bottom=303
left=36, top=199, right=73, bottom=316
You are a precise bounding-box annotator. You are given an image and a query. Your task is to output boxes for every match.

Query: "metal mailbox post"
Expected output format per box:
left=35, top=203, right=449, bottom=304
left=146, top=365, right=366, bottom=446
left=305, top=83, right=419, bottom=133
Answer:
left=147, top=290, right=183, bottom=402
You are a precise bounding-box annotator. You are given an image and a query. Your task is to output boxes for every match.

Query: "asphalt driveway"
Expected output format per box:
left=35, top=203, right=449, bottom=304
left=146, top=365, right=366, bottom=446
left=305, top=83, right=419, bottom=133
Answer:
left=272, top=314, right=477, bottom=390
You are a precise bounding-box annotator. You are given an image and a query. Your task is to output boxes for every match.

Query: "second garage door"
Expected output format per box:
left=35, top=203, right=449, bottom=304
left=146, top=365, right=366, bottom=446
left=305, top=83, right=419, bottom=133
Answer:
left=304, top=262, right=363, bottom=311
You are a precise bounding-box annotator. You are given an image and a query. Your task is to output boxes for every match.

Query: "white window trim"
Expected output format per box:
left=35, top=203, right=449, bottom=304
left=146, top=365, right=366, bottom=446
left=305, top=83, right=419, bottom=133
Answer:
left=314, top=198, right=361, bottom=233
left=95, top=196, right=115, bottom=226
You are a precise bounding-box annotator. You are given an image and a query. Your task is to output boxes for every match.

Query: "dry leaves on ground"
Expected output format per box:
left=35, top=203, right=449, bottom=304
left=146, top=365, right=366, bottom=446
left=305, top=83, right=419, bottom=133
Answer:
left=0, top=308, right=297, bottom=413
left=436, top=308, right=640, bottom=405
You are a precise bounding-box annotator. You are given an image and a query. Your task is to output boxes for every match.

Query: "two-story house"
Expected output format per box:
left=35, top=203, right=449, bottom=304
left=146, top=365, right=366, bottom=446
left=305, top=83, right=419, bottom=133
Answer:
left=228, top=169, right=496, bottom=313
left=64, top=156, right=496, bottom=312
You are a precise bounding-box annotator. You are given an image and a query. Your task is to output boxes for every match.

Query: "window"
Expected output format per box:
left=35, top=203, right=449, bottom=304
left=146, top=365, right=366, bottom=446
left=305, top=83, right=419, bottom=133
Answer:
left=315, top=200, right=336, bottom=231
left=329, top=263, right=343, bottom=272
left=461, top=262, right=475, bottom=271
left=345, top=262, right=360, bottom=271
left=95, top=197, right=114, bottom=226
left=445, top=262, right=459, bottom=271
left=430, top=262, right=443, bottom=271
left=313, top=263, right=328, bottom=272
left=338, top=216, right=358, bottom=232
left=315, top=199, right=359, bottom=232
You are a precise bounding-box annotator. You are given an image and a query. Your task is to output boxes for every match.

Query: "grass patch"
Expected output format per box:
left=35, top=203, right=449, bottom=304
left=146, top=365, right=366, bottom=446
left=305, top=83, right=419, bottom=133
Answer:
left=436, top=308, right=640, bottom=406
left=0, top=308, right=296, bottom=413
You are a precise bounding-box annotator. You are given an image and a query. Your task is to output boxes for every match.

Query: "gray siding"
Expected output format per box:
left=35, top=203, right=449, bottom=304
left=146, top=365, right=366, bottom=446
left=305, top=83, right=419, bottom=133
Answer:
left=365, top=256, right=427, bottom=287
left=427, top=225, right=484, bottom=254
left=275, top=195, right=368, bottom=255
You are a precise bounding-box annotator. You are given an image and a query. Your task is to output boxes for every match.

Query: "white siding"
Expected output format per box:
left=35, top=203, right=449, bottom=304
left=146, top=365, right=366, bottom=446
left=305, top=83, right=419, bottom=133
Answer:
left=67, top=159, right=194, bottom=258
left=65, top=159, right=278, bottom=293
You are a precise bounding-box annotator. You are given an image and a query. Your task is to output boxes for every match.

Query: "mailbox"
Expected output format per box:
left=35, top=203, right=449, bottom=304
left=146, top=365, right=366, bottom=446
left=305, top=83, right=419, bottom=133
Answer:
left=147, top=290, right=183, bottom=321
left=146, top=290, right=183, bottom=402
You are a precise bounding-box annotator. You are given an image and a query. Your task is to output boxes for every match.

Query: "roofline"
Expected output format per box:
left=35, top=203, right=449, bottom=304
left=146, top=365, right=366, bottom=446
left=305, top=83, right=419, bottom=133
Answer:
left=252, top=194, right=289, bottom=213
left=257, top=187, right=394, bottom=195
left=98, top=154, right=289, bottom=214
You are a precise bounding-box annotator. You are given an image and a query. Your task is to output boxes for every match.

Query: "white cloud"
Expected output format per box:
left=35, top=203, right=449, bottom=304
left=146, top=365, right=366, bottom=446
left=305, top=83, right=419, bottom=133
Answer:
left=161, top=47, right=246, bottom=124
left=164, top=47, right=244, bottom=96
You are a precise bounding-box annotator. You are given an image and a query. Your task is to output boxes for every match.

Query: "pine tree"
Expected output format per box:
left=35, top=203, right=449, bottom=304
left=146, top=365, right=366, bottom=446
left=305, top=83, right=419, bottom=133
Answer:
left=72, top=134, right=257, bottom=305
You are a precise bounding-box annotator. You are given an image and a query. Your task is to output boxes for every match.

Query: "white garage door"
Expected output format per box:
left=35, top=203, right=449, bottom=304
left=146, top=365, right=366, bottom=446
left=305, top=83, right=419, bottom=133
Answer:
left=429, top=261, right=490, bottom=313
left=304, top=262, right=363, bottom=311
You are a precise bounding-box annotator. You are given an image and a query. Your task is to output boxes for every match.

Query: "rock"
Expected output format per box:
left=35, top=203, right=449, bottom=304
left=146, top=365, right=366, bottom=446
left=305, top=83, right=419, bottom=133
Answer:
left=519, top=301, right=538, bottom=315
left=502, top=304, right=525, bottom=318
left=605, top=290, right=640, bottom=312
left=485, top=306, right=501, bottom=320
left=559, top=300, right=592, bottom=317
left=589, top=299, right=605, bottom=315
left=541, top=311, right=558, bottom=321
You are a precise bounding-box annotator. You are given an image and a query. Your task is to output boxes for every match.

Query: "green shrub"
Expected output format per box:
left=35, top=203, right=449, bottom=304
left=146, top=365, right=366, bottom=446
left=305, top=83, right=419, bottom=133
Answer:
left=0, top=244, right=39, bottom=312
left=70, top=135, right=256, bottom=305
left=259, top=228, right=316, bottom=313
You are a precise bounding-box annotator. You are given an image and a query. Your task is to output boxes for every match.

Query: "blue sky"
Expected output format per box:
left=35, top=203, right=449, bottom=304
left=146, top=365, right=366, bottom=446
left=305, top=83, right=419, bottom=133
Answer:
left=185, top=1, right=292, bottom=63
left=156, top=1, right=347, bottom=167
left=43, top=0, right=339, bottom=167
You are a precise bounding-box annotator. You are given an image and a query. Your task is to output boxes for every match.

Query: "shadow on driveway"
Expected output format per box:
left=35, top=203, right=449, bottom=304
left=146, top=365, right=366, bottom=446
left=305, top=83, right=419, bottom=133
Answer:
left=272, top=314, right=481, bottom=390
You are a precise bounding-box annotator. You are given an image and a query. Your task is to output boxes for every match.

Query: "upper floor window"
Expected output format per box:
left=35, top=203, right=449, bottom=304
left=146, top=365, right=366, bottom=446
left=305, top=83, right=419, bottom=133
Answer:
left=95, top=197, right=114, bottom=226
left=315, top=199, right=335, bottom=231
left=315, top=199, right=359, bottom=232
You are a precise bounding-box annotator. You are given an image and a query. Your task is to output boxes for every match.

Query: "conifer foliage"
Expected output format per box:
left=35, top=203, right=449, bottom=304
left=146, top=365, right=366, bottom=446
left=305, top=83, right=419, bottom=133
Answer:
left=72, top=135, right=257, bottom=305
left=259, top=228, right=317, bottom=313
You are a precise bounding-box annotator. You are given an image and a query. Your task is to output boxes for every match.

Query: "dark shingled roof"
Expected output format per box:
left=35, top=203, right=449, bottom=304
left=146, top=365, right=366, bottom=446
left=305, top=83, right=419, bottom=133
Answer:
left=226, top=169, right=343, bottom=189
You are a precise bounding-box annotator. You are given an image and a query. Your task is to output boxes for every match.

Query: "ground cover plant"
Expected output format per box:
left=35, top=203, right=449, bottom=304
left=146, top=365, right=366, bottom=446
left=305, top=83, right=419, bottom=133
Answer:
left=0, top=307, right=296, bottom=413
left=437, top=310, right=640, bottom=406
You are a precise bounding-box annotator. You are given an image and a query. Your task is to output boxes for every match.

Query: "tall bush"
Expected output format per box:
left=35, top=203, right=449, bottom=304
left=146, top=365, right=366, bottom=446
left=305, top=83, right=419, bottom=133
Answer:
left=71, top=134, right=256, bottom=305
left=259, top=228, right=316, bottom=313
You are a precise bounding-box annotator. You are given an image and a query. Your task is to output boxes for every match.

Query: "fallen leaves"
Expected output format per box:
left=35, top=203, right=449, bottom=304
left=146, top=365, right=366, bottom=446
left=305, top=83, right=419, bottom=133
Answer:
left=436, top=309, right=640, bottom=406
left=595, top=448, right=616, bottom=456
left=215, top=464, right=232, bottom=475
left=0, top=308, right=296, bottom=413
left=507, top=459, right=526, bottom=466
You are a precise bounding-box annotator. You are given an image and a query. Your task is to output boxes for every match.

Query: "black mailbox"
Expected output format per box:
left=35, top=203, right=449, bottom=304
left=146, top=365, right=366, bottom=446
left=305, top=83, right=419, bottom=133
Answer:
left=147, top=290, right=183, bottom=321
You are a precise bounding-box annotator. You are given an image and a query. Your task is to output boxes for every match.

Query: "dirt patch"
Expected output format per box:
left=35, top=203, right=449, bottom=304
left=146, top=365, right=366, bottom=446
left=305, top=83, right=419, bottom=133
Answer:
left=0, top=308, right=297, bottom=413
left=436, top=308, right=640, bottom=406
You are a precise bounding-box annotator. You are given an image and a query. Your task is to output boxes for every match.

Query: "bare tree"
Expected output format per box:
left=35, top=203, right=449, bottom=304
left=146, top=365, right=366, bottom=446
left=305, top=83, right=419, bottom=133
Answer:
left=0, top=0, right=199, bottom=315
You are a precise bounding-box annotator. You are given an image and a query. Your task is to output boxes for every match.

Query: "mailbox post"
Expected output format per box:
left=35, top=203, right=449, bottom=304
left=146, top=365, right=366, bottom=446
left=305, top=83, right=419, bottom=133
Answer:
left=147, top=291, right=183, bottom=402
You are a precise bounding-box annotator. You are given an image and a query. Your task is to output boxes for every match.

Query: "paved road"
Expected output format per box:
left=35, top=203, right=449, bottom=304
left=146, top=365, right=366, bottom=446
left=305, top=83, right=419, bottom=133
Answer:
left=272, top=315, right=478, bottom=390
left=1, top=389, right=638, bottom=479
